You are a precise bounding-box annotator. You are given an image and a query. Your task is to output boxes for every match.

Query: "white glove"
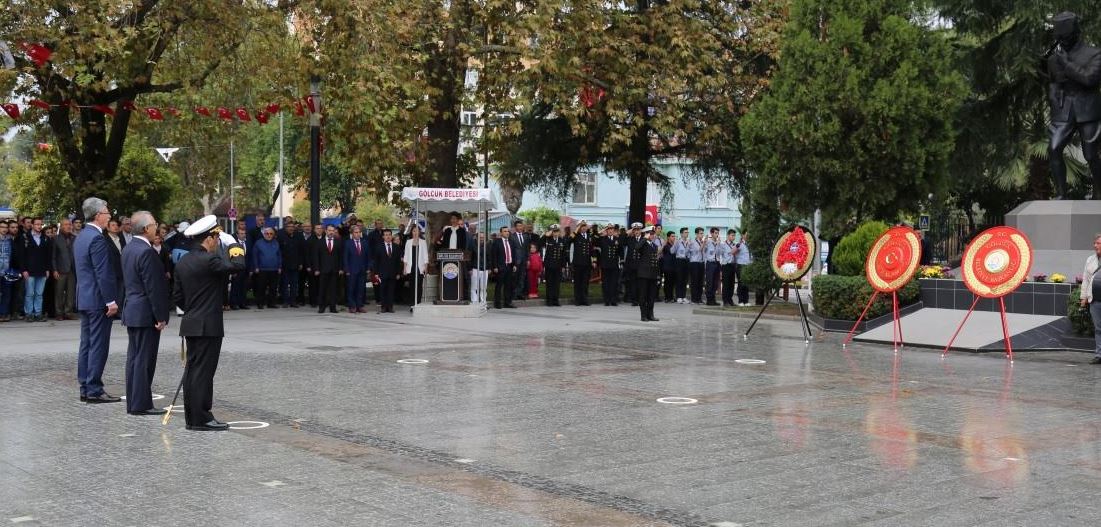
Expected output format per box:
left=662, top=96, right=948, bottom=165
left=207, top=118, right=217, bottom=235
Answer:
left=219, top=231, right=237, bottom=247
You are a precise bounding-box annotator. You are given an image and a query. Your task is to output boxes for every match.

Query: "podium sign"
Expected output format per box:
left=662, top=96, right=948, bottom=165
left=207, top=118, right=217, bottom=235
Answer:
left=436, top=250, right=467, bottom=304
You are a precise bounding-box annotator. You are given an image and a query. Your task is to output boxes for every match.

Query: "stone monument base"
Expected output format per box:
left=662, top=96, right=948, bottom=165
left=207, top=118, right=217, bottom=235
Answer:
left=1005, top=200, right=1101, bottom=278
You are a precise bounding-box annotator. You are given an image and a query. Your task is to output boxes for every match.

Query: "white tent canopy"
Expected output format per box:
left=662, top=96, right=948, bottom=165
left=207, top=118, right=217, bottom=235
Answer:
left=400, top=187, right=497, bottom=213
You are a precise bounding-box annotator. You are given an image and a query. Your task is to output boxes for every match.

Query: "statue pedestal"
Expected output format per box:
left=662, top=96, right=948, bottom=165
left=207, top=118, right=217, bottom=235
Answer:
left=1005, top=200, right=1101, bottom=278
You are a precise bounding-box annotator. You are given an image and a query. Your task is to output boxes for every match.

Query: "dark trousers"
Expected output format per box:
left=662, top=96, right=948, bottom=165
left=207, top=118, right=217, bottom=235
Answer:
left=379, top=277, right=397, bottom=311
left=282, top=269, right=300, bottom=305
left=623, top=268, right=637, bottom=303
left=601, top=267, right=620, bottom=305
left=689, top=262, right=705, bottom=303
left=11, top=278, right=24, bottom=316
left=674, top=259, right=689, bottom=299
left=705, top=261, right=721, bottom=303
left=255, top=270, right=279, bottom=306
left=297, top=270, right=309, bottom=304
left=318, top=272, right=338, bottom=310
left=346, top=271, right=366, bottom=309
left=229, top=271, right=248, bottom=307
left=545, top=268, right=562, bottom=305
left=721, top=263, right=736, bottom=305
left=78, top=309, right=113, bottom=397
left=637, top=277, right=657, bottom=319
left=183, top=336, right=221, bottom=426
left=514, top=261, right=528, bottom=300
left=125, top=326, right=160, bottom=412
left=307, top=272, right=320, bottom=305
left=735, top=264, right=750, bottom=304
left=495, top=267, right=515, bottom=308
left=662, top=268, right=676, bottom=301
left=0, top=280, right=11, bottom=316
left=572, top=264, right=591, bottom=304
left=407, top=273, right=424, bottom=305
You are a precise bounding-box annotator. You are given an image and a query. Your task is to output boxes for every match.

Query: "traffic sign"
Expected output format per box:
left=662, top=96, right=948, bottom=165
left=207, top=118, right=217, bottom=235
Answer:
left=918, top=215, right=930, bottom=231
left=228, top=207, right=238, bottom=220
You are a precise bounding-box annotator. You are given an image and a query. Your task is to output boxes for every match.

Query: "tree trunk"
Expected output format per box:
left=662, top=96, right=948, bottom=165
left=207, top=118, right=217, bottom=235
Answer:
left=500, top=181, right=524, bottom=216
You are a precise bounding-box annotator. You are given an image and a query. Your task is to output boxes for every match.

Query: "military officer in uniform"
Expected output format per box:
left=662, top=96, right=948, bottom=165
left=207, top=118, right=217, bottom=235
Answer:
left=173, top=216, right=247, bottom=431
left=636, top=226, right=661, bottom=322
left=568, top=221, right=595, bottom=306
left=622, top=222, right=643, bottom=305
left=541, top=224, right=568, bottom=306
left=597, top=224, right=622, bottom=306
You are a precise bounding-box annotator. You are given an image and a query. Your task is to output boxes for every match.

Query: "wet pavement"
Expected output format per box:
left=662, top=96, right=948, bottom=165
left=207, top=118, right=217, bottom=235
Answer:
left=2, top=303, right=1101, bottom=526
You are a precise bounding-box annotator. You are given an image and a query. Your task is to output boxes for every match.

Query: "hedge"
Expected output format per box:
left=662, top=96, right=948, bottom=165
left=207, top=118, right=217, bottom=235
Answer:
left=812, top=274, right=920, bottom=320
left=1068, top=286, right=1092, bottom=337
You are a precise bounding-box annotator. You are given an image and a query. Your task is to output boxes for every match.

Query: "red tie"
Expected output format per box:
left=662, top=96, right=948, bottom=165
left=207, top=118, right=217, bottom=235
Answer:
left=355, top=240, right=361, bottom=254
left=504, top=240, right=512, bottom=264
left=327, top=238, right=332, bottom=253
left=387, top=244, right=391, bottom=257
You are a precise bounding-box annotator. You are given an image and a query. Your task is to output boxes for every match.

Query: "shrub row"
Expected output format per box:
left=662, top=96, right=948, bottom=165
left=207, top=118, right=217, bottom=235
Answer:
left=812, top=274, right=920, bottom=320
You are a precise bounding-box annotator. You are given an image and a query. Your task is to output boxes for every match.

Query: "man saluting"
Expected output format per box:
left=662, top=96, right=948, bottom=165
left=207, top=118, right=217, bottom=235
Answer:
left=173, top=216, right=246, bottom=431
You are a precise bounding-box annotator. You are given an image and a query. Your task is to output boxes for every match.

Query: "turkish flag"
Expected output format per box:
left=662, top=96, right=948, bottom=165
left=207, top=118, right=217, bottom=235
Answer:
left=265, top=103, right=281, bottom=114
left=92, top=104, right=115, bottom=116
left=167, top=107, right=181, bottom=118
left=145, top=107, right=164, bottom=120
left=255, top=111, right=269, bottom=124
left=235, top=107, right=251, bottom=121
left=29, top=99, right=50, bottom=110
left=21, top=42, right=52, bottom=67
left=294, top=100, right=304, bottom=116
left=644, top=204, right=659, bottom=226
left=195, top=106, right=212, bottom=117
left=2, top=103, right=19, bottom=119
left=216, top=107, right=232, bottom=120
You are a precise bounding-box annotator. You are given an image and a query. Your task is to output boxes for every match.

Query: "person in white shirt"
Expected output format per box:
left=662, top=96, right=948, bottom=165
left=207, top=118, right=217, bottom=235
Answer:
left=403, top=225, right=430, bottom=304
left=1079, top=233, right=1101, bottom=364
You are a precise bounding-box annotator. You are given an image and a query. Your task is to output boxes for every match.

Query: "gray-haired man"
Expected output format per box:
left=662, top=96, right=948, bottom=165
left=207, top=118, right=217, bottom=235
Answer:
left=120, top=211, right=170, bottom=415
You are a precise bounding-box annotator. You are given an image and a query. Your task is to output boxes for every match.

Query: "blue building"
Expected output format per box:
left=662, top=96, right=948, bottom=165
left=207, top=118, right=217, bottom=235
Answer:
left=489, top=158, right=742, bottom=233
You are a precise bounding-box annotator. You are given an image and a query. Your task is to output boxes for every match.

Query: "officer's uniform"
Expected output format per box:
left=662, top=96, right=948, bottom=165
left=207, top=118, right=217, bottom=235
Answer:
left=622, top=223, right=643, bottom=305
left=636, top=227, right=661, bottom=321
left=568, top=224, right=594, bottom=305
left=542, top=226, right=568, bottom=306
left=597, top=229, right=621, bottom=306
left=173, top=216, right=246, bottom=430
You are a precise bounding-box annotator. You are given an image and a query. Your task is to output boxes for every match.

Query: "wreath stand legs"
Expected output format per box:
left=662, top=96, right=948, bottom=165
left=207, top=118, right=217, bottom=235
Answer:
left=744, top=281, right=813, bottom=345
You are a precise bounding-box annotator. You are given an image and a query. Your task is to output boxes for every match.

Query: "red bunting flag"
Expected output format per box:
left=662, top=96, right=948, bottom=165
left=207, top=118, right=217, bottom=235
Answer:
left=235, top=107, right=251, bottom=121
left=120, top=100, right=137, bottom=111
left=2, top=103, right=19, bottom=119
left=294, top=100, right=304, bottom=116
left=306, top=95, right=317, bottom=114
left=20, top=42, right=52, bottom=67
left=145, top=107, right=164, bottom=121
left=216, top=107, right=232, bottom=120
left=92, top=104, right=115, bottom=116
left=255, top=111, right=269, bottom=124
left=265, top=103, right=281, bottom=114
left=195, top=106, right=212, bottom=117
left=29, top=99, right=50, bottom=109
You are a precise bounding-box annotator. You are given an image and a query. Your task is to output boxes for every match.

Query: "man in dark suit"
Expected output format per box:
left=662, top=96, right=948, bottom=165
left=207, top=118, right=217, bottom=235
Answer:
left=52, top=218, right=77, bottom=320
left=622, top=222, right=643, bottom=305
left=74, top=197, right=122, bottom=403
left=597, top=224, right=622, bottom=306
left=173, top=215, right=246, bottom=431
left=278, top=219, right=305, bottom=307
left=568, top=221, right=595, bottom=306
left=305, top=224, right=324, bottom=306
left=542, top=225, right=568, bottom=306
left=636, top=226, right=661, bottom=321
left=343, top=225, right=371, bottom=313
left=491, top=225, right=518, bottom=309
left=312, top=224, right=343, bottom=313
left=371, top=229, right=401, bottom=312
left=510, top=220, right=531, bottom=301
left=120, top=211, right=170, bottom=416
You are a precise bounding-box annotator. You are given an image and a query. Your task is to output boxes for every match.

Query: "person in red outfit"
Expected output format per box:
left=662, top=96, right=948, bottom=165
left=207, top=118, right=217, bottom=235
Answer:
left=526, top=244, right=543, bottom=299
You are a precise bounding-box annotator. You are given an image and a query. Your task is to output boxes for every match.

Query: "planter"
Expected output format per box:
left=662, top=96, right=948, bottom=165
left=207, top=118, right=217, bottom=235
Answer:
left=811, top=301, right=925, bottom=333
left=918, top=278, right=1072, bottom=317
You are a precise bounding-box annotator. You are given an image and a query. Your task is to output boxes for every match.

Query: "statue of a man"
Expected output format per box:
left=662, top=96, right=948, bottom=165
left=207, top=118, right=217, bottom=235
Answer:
left=1047, top=12, right=1101, bottom=199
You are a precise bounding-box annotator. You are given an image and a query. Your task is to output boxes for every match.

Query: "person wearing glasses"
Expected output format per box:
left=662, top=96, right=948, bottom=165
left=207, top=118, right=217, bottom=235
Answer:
left=73, top=198, right=123, bottom=404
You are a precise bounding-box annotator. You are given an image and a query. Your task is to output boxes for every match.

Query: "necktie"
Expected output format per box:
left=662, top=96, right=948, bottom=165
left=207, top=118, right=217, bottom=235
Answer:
left=355, top=240, right=361, bottom=254
left=504, top=240, right=512, bottom=264
left=386, top=244, right=391, bottom=256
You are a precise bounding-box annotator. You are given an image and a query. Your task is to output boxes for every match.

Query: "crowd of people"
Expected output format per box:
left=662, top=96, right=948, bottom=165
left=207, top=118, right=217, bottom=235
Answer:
left=0, top=210, right=756, bottom=324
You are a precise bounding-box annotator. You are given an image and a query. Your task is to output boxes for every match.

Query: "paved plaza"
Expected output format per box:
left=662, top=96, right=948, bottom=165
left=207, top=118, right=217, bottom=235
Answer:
left=2, top=303, right=1101, bottom=526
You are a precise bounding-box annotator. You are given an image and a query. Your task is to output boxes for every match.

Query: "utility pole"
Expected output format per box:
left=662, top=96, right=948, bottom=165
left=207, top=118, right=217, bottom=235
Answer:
left=278, top=110, right=285, bottom=224
left=309, top=75, right=322, bottom=225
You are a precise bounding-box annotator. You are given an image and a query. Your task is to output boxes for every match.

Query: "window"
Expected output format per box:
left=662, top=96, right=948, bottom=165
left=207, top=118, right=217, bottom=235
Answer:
left=706, top=186, right=729, bottom=208
left=572, top=172, right=597, bottom=204
left=461, top=111, right=478, bottom=127
left=464, top=69, right=480, bottom=89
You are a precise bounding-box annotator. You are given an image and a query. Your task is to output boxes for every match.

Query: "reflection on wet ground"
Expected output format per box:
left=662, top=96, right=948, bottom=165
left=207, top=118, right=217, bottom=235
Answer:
left=2, top=303, right=1101, bottom=526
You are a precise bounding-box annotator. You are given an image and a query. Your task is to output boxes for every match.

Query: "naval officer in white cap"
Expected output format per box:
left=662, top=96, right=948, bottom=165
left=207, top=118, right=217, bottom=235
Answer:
left=172, top=215, right=246, bottom=431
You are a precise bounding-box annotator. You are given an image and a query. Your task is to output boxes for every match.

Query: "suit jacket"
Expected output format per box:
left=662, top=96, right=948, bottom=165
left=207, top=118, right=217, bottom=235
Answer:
left=490, top=237, right=519, bottom=270
left=343, top=237, right=370, bottom=275
left=371, top=242, right=402, bottom=280
left=74, top=225, right=120, bottom=311
left=312, top=236, right=344, bottom=274
left=596, top=236, right=621, bottom=269
left=636, top=239, right=661, bottom=279
left=52, top=232, right=76, bottom=274
left=121, top=238, right=170, bottom=327
left=509, top=232, right=532, bottom=264
left=435, top=226, right=468, bottom=251
left=16, top=232, right=52, bottom=276
left=569, top=233, right=594, bottom=266
left=173, top=245, right=246, bottom=337
left=104, top=232, right=124, bottom=289
left=278, top=230, right=306, bottom=270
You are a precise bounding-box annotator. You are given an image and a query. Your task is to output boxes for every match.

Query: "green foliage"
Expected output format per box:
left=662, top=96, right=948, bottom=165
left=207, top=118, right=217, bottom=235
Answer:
left=1068, top=286, right=1092, bottom=337
left=7, top=148, right=71, bottom=217
left=812, top=275, right=920, bottom=320
left=519, top=206, right=561, bottom=232
left=831, top=221, right=890, bottom=276
left=742, top=0, right=966, bottom=236
left=290, top=201, right=312, bottom=224
left=99, top=142, right=180, bottom=220
left=353, top=198, right=400, bottom=227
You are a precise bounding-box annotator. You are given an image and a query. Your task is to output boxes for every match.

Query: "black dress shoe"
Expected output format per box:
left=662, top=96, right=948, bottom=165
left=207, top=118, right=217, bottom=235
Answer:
left=186, top=420, right=230, bottom=431
left=329, top=307, right=338, bottom=313
left=318, top=308, right=326, bottom=314
left=649, top=317, right=660, bottom=322
left=504, top=304, right=516, bottom=308
left=128, top=408, right=165, bottom=416
left=80, top=395, right=87, bottom=402
left=1091, top=357, right=1101, bottom=364
left=85, top=393, right=122, bottom=403
left=238, top=305, right=250, bottom=310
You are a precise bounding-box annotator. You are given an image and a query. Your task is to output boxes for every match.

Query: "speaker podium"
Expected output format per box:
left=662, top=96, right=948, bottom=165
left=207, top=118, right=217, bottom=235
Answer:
left=435, top=250, right=467, bottom=304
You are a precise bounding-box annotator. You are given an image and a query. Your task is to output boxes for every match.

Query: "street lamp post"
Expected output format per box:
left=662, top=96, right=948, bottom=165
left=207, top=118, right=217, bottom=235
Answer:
left=309, top=75, right=322, bottom=225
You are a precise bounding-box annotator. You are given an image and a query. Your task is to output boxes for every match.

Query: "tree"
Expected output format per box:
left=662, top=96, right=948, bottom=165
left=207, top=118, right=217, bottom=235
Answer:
left=0, top=0, right=299, bottom=212
left=741, top=0, right=966, bottom=238
left=503, top=1, right=786, bottom=224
